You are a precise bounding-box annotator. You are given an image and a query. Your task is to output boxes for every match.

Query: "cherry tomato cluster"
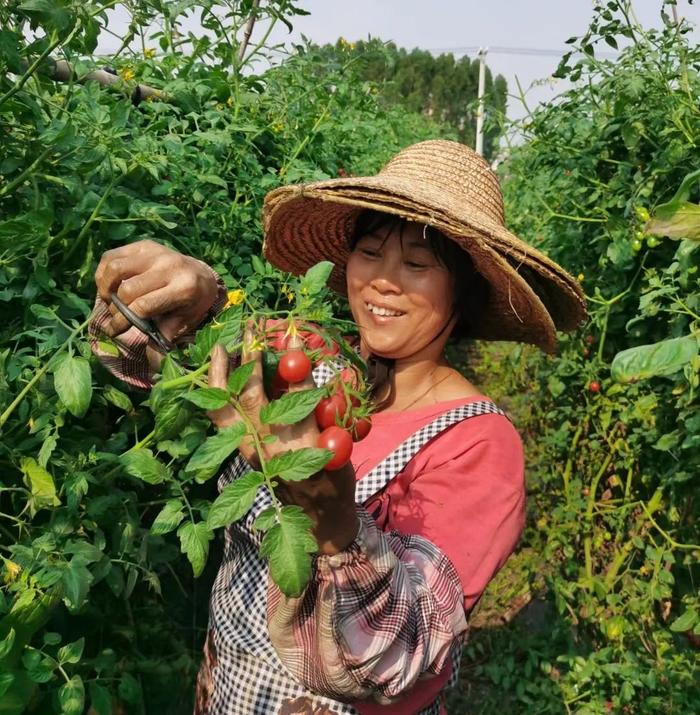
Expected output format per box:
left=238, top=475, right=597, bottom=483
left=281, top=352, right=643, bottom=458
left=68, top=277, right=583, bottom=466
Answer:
left=314, top=378, right=373, bottom=469
left=268, top=323, right=373, bottom=472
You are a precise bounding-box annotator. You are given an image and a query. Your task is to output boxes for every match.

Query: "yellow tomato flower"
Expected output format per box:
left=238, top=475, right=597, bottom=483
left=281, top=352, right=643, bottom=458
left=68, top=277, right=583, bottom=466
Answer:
left=144, top=48, right=156, bottom=59
left=577, top=273, right=585, bottom=282
left=119, top=67, right=135, bottom=82
left=225, top=289, right=245, bottom=307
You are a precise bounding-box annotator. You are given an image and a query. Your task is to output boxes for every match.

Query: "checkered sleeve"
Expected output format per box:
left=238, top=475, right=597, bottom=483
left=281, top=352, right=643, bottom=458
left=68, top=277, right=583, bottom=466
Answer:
left=266, top=506, right=468, bottom=704
left=88, top=268, right=227, bottom=390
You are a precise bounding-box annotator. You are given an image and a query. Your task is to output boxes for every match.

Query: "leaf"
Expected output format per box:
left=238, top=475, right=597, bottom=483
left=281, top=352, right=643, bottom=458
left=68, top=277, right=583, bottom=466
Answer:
left=0, top=628, right=15, bottom=659
left=184, top=387, right=230, bottom=410
left=266, top=448, right=332, bottom=481
left=57, top=637, right=84, bottom=665
left=58, top=676, right=85, bottom=715
left=177, top=521, right=214, bottom=577
left=228, top=361, right=255, bottom=395
left=260, top=387, right=325, bottom=425
left=0, top=672, right=14, bottom=699
left=670, top=609, right=698, bottom=632
left=153, top=392, right=193, bottom=440
left=260, top=505, right=317, bottom=597
left=611, top=336, right=699, bottom=383
left=253, top=506, right=277, bottom=532
left=207, top=471, right=264, bottom=529
left=150, top=499, right=185, bottom=536
left=88, top=682, right=113, bottom=715
left=120, top=450, right=171, bottom=485
left=184, top=424, right=247, bottom=483
left=647, top=202, right=700, bottom=241
left=54, top=354, right=93, bottom=418
left=302, top=261, right=334, bottom=294
left=61, top=556, right=94, bottom=610
left=20, top=457, right=60, bottom=512
left=118, top=672, right=141, bottom=705
left=103, top=385, right=133, bottom=412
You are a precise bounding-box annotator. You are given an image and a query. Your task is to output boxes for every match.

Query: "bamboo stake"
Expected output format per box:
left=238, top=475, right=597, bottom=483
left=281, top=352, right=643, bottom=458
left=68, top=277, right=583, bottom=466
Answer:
left=238, top=0, right=262, bottom=62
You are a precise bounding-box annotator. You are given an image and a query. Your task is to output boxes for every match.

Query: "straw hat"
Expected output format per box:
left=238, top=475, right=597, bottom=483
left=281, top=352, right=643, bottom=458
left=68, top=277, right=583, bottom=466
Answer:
left=262, top=140, right=587, bottom=352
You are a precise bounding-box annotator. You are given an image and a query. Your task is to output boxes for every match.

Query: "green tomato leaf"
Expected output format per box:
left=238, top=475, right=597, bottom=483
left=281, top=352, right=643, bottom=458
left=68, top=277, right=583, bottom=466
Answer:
left=150, top=499, right=185, bottom=535
left=61, top=556, right=94, bottom=610
left=58, top=675, right=85, bottom=715
left=647, top=202, right=700, bottom=241
left=103, top=385, right=133, bottom=413
left=670, top=608, right=698, bottom=632
left=185, top=387, right=230, bottom=410
left=302, top=261, right=334, bottom=294
left=0, top=628, right=15, bottom=659
left=0, top=671, right=14, bottom=699
left=253, top=506, right=277, bottom=532
left=228, top=361, right=255, bottom=396
left=120, top=449, right=171, bottom=485
left=260, top=387, right=325, bottom=425
left=265, top=448, right=333, bottom=481
left=152, top=391, right=193, bottom=440
left=260, top=505, right=317, bottom=597
left=184, top=423, right=247, bottom=483
left=611, top=335, right=699, bottom=383
left=20, top=457, right=60, bottom=513
left=207, top=471, right=264, bottom=529
left=88, top=682, right=112, bottom=715
left=54, top=354, right=92, bottom=418
left=58, top=637, right=84, bottom=665
left=177, top=521, right=214, bottom=577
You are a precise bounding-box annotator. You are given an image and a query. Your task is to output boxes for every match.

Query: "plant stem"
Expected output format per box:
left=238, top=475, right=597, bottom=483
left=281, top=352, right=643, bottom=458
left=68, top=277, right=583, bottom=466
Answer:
left=0, top=145, right=54, bottom=199
left=0, top=316, right=91, bottom=430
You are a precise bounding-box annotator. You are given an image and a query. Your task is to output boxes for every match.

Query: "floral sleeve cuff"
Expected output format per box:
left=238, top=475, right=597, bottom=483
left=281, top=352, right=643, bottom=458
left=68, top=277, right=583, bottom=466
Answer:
left=267, top=506, right=467, bottom=703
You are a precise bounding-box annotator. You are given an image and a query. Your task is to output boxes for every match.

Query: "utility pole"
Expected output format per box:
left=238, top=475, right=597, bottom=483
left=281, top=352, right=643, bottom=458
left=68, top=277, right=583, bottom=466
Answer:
left=475, top=47, right=487, bottom=156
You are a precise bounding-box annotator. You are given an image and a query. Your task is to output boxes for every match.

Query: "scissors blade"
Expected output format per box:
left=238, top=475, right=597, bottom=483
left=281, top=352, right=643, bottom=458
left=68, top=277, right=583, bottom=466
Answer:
left=110, top=293, right=174, bottom=353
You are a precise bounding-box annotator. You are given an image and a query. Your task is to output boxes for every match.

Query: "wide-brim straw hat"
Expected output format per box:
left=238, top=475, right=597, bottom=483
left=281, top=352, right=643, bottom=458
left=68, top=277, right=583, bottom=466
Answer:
left=262, top=139, right=587, bottom=352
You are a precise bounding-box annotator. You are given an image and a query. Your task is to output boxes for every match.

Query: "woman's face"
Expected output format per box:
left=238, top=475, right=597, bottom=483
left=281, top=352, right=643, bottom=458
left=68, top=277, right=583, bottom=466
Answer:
left=346, top=221, right=456, bottom=360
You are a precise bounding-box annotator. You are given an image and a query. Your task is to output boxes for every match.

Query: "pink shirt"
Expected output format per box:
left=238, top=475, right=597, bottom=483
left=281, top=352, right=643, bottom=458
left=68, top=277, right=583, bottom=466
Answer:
left=351, top=396, right=526, bottom=714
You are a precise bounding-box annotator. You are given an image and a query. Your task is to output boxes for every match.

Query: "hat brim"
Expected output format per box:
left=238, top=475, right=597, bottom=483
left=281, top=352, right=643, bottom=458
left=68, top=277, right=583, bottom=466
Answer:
left=262, top=175, right=587, bottom=353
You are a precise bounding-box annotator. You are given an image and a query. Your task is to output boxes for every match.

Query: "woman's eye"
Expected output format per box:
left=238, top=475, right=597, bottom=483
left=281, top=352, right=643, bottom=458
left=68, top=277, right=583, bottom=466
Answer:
left=360, top=248, right=380, bottom=257
left=406, top=260, right=429, bottom=269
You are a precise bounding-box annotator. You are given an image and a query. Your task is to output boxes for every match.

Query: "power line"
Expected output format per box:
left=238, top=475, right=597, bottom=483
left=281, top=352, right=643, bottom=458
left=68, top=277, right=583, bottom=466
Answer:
left=426, top=45, right=618, bottom=59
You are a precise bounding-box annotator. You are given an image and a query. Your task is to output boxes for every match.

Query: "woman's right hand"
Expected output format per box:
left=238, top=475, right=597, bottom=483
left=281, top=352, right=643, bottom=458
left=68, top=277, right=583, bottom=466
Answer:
left=94, top=239, right=220, bottom=343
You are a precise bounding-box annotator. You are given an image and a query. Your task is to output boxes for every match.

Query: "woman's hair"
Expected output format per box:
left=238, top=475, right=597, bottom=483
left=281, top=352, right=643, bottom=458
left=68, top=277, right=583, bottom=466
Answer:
left=349, top=210, right=491, bottom=406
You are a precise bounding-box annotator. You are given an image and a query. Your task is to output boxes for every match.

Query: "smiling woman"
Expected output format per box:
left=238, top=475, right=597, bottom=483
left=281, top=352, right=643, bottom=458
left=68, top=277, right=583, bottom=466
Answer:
left=91, top=140, right=586, bottom=714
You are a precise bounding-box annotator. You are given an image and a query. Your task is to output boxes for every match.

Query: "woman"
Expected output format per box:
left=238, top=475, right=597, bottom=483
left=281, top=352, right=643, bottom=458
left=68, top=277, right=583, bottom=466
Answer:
left=92, top=140, right=586, bottom=714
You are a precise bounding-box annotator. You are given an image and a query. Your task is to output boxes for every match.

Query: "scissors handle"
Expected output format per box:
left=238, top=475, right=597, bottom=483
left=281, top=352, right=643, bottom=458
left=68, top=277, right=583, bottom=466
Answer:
left=110, top=293, right=174, bottom=353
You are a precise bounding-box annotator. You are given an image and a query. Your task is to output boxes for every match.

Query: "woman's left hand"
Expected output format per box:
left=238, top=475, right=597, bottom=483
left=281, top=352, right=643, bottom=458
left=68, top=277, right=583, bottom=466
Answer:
left=207, top=332, right=359, bottom=555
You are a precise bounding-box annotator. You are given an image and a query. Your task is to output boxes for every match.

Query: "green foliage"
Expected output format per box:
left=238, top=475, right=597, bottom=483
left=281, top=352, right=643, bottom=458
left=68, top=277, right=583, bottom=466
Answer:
left=458, top=3, right=700, bottom=712
left=0, top=1, right=450, bottom=712
left=317, top=37, right=506, bottom=158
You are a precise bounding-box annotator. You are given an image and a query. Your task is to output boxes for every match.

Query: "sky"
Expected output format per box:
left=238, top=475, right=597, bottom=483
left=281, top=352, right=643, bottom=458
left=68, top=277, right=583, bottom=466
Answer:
left=99, top=1, right=700, bottom=136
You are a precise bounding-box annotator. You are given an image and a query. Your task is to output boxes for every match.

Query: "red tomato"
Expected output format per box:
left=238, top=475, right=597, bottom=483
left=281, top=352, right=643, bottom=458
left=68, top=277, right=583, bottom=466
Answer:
left=314, top=393, right=348, bottom=429
left=277, top=350, right=312, bottom=384
left=351, top=417, right=372, bottom=442
left=317, top=426, right=353, bottom=471
left=588, top=380, right=601, bottom=393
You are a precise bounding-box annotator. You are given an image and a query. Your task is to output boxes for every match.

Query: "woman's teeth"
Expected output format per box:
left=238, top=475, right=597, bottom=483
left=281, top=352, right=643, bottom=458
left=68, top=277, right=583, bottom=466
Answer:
left=366, top=302, right=404, bottom=317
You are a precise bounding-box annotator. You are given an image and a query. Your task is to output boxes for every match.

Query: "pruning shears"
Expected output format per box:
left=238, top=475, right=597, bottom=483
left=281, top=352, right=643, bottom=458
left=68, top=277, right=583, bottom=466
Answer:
left=110, top=292, right=174, bottom=354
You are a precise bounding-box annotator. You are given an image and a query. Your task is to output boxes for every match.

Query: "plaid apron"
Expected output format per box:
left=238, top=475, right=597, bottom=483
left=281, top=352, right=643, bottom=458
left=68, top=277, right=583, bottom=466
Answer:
left=195, top=362, right=504, bottom=714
